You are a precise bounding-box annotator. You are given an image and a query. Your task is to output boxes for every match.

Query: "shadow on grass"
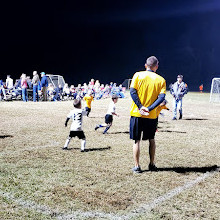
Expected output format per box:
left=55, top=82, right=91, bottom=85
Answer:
left=142, top=165, right=218, bottom=173
left=109, top=131, right=129, bottom=134
left=159, top=130, right=186, bottom=133
left=183, top=118, right=208, bottom=121
left=0, top=135, right=13, bottom=139
left=64, top=146, right=111, bottom=152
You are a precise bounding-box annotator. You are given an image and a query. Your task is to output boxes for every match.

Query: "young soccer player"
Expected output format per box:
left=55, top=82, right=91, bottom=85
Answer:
left=156, top=99, right=169, bottom=117
left=155, top=100, right=169, bottom=132
left=95, top=94, right=119, bottom=134
left=63, top=99, right=87, bottom=152
left=83, top=90, right=94, bottom=116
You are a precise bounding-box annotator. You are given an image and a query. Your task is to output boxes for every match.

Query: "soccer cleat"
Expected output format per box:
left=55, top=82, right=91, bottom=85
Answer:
left=62, top=147, right=68, bottom=150
left=95, top=125, right=99, bottom=130
left=132, top=166, right=142, bottom=173
left=148, top=163, right=158, bottom=171
left=172, top=117, right=177, bottom=120
left=81, top=149, right=85, bottom=152
left=179, top=114, right=182, bottom=119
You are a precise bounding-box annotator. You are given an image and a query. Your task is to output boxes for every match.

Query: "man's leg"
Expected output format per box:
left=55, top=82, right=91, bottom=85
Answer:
left=33, top=86, right=36, bottom=102
left=22, top=88, right=25, bottom=101
left=178, top=99, right=183, bottom=119
left=25, top=89, right=28, bottom=101
left=149, top=139, right=157, bottom=171
left=172, top=98, right=177, bottom=119
left=149, top=139, right=156, bottom=165
left=133, top=140, right=140, bottom=168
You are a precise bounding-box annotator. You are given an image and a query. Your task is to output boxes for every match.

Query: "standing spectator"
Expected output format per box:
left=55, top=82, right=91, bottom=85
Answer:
left=6, top=75, right=13, bottom=90
left=170, top=75, right=188, bottom=120
left=32, top=71, right=40, bottom=102
left=0, top=79, right=6, bottom=100
left=26, top=76, right=32, bottom=89
left=130, top=56, right=166, bottom=173
left=21, top=74, right=28, bottom=102
left=41, top=72, right=48, bottom=101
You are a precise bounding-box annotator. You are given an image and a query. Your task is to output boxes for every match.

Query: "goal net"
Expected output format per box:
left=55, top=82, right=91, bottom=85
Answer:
left=121, top=79, right=132, bottom=89
left=210, top=78, right=220, bottom=102
left=46, top=74, right=66, bottom=88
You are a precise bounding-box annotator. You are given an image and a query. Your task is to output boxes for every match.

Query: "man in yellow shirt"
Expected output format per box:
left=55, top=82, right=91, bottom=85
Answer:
left=83, top=91, right=94, bottom=116
left=130, top=56, right=166, bottom=173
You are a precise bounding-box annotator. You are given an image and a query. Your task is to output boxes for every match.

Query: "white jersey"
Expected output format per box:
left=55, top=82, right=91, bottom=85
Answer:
left=106, top=101, right=116, bottom=115
left=67, top=108, right=87, bottom=131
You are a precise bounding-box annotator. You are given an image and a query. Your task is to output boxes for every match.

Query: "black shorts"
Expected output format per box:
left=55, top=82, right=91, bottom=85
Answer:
left=85, top=107, right=91, bottom=113
left=85, top=107, right=91, bottom=116
left=69, top=130, right=85, bottom=139
left=130, top=116, right=157, bottom=140
left=105, top=114, right=113, bottom=124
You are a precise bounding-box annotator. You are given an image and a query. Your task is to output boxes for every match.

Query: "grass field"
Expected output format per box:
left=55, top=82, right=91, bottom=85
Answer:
left=0, top=92, right=220, bottom=220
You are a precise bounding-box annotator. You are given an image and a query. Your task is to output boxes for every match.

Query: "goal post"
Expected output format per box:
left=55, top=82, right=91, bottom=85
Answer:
left=121, top=79, right=132, bottom=89
left=210, top=78, right=220, bottom=102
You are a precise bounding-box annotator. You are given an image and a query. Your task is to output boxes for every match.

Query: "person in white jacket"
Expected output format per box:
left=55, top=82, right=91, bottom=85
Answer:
left=170, top=75, right=188, bottom=120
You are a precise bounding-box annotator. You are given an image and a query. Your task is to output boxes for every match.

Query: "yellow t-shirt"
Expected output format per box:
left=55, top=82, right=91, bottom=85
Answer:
left=130, top=70, right=166, bottom=119
left=83, top=95, right=93, bottom=108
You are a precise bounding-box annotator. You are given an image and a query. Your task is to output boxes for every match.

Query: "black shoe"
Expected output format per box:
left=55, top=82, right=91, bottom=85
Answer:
left=148, top=163, right=158, bottom=171
left=95, top=125, right=99, bottom=130
left=81, top=149, right=85, bottom=152
left=132, top=166, right=142, bottom=173
left=62, top=147, right=68, bottom=150
left=179, top=114, right=182, bottom=119
left=172, top=117, right=177, bottom=120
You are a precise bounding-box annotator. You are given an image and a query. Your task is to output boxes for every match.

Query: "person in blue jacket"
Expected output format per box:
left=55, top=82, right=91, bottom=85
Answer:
left=41, top=72, right=48, bottom=101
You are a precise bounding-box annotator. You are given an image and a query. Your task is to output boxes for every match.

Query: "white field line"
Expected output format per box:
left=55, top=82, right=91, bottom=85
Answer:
left=0, top=191, right=58, bottom=217
left=0, top=141, right=59, bottom=157
left=127, top=168, right=220, bottom=219
left=1, top=168, right=218, bottom=220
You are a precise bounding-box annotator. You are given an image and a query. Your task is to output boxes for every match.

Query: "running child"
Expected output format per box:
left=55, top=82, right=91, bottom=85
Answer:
left=63, top=99, right=87, bottom=152
left=83, top=90, right=94, bottom=116
left=95, top=94, right=119, bottom=134
left=155, top=100, right=169, bottom=131
left=156, top=99, right=169, bottom=117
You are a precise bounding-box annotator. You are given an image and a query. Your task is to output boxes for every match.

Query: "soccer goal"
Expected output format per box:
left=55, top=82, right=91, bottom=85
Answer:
left=210, top=78, right=220, bottom=102
left=46, top=74, right=66, bottom=88
left=122, top=79, right=132, bottom=89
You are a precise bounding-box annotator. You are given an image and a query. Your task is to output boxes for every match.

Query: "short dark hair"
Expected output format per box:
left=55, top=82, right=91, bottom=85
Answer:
left=73, top=99, right=81, bottom=108
left=146, top=56, right=159, bottom=68
left=177, top=75, right=183, bottom=79
left=112, top=94, right=118, bottom=100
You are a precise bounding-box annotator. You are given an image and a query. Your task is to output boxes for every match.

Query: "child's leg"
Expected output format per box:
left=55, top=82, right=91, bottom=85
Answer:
left=95, top=123, right=107, bottom=130
left=63, top=136, right=71, bottom=149
left=81, top=138, right=86, bottom=151
left=103, top=123, right=112, bottom=134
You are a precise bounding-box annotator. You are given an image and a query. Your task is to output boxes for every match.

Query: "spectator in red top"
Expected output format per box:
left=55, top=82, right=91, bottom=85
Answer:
left=21, top=74, right=28, bottom=102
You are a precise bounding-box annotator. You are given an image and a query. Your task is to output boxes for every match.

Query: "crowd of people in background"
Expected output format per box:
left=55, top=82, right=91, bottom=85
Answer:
left=0, top=71, right=126, bottom=102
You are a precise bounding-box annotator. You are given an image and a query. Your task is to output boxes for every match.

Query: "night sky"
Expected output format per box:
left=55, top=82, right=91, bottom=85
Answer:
left=1, top=0, right=220, bottom=91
